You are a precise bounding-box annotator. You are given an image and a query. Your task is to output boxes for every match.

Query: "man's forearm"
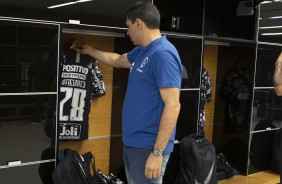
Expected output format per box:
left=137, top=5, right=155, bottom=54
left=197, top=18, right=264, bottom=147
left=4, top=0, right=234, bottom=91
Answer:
left=154, top=102, right=180, bottom=151
left=86, top=47, right=121, bottom=67
left=73, top=44, right=131, bottom=69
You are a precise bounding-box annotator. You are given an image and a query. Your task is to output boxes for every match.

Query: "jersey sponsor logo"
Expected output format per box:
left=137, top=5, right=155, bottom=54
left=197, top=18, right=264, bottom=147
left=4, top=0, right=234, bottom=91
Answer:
left=137, top=68, right=143, bottom=73
left=59, top=123, right=81, bottom=139
left=137, top=57, right=149, bottom=73
left=140, top=57, right=148, bottom=68
left=62, top=64, right=89, bottom=75
left=61, top=72, right=87, bottom=80
left=61, top=64, right=89, bottom=88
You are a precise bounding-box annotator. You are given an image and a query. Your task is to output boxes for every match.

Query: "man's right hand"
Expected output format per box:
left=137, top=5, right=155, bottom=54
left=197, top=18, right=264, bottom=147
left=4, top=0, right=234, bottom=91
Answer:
left=71, top=42, right=92, bottom=55
left=70, top=41, right=131, bottom=69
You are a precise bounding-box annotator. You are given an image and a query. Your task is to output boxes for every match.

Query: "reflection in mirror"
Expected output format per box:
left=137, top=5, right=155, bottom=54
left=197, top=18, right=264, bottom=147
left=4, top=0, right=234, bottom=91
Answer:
left=0, top=20, right=58, bottom=169
left=166, top=36, right=202, bottom=89
left=0, top=94, right=56, bottom=166
left=0, top=20, right=58, bottom=93
left=255, top=44, right=281, bottom=87
left=0, top=161, right=55, bottom=183
left=259, top=2, right=282, bottom=44
left=248, top=130, right=278, bottom=174
left=213, top=45, right=254, bottom=134
left=252, top=89, right=282, bottom=131
left=175, top=91, right=199, bottom=141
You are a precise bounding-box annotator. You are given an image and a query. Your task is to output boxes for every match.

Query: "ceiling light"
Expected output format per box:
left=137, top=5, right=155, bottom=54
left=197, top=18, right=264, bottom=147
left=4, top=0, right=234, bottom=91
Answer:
left=76, top=0, right=92, bottom=2
left=259, top=25, right=282, bottom=29
left=259, top=16, right=282, bottom=20
left=270, top=16, right=282, bottom=19
left=261, top=32, right=282, bottom=35
left=48, top=2, right=76, bottom=9
left=47, top=0, right=92, bottom=9
left=260, top=1, right=273, bottom=4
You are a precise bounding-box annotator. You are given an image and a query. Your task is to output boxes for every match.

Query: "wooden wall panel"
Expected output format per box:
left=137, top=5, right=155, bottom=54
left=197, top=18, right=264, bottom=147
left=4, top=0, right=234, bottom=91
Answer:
left=203, top=44, right=218, bottom=142
left=89, top=89, right=112, bottom=137
left=59, top=33, right=115, bottom=175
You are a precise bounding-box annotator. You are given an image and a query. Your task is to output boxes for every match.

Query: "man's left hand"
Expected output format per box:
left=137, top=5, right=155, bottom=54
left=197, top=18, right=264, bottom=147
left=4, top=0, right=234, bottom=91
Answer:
left=144, top=153, right=163, bottom=179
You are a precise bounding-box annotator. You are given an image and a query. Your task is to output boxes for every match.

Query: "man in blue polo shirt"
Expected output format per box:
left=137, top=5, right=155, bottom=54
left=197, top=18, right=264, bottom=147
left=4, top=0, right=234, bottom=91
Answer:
left=73, top=1, right=182, bottom=183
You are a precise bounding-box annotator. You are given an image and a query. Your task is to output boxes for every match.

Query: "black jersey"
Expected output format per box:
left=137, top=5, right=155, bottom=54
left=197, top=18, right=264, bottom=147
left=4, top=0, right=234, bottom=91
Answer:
left=58, top=49, right=105, bottom=141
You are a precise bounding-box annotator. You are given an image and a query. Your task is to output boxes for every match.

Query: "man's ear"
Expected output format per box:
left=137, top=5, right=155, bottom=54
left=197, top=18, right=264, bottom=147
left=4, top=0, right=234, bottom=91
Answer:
left=135, top=18, right=143, bottom=30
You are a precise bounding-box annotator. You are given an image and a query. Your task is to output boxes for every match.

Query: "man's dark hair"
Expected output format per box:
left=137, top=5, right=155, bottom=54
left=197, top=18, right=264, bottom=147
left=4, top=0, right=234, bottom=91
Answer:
left=125, top=1, right=160, bottom=29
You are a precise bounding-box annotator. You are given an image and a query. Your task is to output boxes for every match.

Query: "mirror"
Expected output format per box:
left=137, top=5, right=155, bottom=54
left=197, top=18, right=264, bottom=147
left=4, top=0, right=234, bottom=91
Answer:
left=0, top=19, right=59, bottom=167
left=166, top=36, right=203, bottom=89
left=258, top=2, right=282, bottom=44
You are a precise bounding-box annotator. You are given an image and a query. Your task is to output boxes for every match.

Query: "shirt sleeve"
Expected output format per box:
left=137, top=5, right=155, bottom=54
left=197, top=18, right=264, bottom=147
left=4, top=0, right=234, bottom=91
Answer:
left=127, top=47, right=140, bottom=64
left=154, top=57, right=182, bottom=88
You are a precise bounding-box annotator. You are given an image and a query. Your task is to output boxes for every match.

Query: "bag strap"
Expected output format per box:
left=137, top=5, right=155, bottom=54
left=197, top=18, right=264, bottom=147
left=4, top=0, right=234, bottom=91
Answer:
left=73, top=154, right=90, bottom=184
left=82, top=151, right=98, bottom=184
left=57, top=148, right=72, bottom=162
left=82, top=152, right=97, bottom=174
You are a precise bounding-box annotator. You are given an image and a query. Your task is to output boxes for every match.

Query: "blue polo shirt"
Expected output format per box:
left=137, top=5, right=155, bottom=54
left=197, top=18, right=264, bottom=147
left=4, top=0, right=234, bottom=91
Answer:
left=123, top=35, right=182, bottom=153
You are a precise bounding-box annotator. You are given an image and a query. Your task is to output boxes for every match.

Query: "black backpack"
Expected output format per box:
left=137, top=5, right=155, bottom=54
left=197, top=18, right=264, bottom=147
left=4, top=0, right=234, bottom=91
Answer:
left=216, top=153, right=239, bottom=181
left=175, top=134, right=217, bottom=184
left=52, top=148, right=97, bottom=184
left=249, top=119, right=276, bottom=170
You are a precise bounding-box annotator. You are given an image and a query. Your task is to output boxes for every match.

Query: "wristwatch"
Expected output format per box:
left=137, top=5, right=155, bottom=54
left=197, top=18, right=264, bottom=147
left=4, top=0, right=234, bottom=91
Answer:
left=152, top=148, right=163, bottom=157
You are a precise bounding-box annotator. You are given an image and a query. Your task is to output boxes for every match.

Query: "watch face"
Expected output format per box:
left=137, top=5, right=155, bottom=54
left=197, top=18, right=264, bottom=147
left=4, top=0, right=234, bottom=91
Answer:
left=153, top=148, right=162, bottom=156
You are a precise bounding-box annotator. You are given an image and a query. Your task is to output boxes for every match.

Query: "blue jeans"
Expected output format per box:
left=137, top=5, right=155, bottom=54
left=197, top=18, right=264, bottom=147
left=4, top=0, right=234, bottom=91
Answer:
left=123, top=145, right=170, bottom=184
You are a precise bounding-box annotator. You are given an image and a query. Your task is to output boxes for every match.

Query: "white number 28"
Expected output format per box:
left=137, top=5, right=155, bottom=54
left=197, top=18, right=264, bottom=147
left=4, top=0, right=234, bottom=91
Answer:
left=59, top=87, right=86, bottom=121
